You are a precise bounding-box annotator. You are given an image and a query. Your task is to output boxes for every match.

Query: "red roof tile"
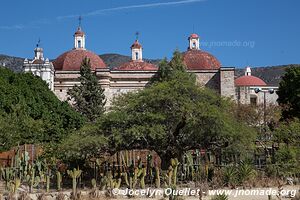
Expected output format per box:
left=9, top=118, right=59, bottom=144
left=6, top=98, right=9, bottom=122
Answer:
left=183, top=49, right=221, bottom=70
left=53, top=49, right=106, bottom=71
left=131, top=40, right=142, bottom=49
left=74, top=28, right=85, bottom=37
left=235, top=75, right=267, bottom=86
left=116, top=61, right=157, bottom=71
left=189, top=33, right=199, bottom=39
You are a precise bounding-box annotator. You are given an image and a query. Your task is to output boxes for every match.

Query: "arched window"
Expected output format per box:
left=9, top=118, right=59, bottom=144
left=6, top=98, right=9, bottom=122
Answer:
left=192, top=42, right=196, bottom=48
left=135, top=52, right=139, bottom=60
left=78, top=40, right=81, bottom=48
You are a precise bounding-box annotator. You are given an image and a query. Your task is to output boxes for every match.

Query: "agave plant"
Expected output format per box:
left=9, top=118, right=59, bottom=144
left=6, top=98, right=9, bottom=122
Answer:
left=222, top=166, right=237, bottom=187
left=238, top=162, right=257, bottom=185
left=211, top=194, right=229, bottom=200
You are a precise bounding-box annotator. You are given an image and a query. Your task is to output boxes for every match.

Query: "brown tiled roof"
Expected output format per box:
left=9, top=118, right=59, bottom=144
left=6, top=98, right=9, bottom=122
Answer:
left=131, top=40, right=142, bottom=49
left=53, top=49, right=106, bottom=71
left=74, top=28, right=85, bottom=37
left=183, top=49, right=221, bottom=70
left=116, top=61, right=157, bottom=71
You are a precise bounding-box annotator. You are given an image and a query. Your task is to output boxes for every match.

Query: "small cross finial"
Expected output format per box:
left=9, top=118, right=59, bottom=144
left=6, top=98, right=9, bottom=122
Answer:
left=36, top=38, right=41, bottom=47
left=135, top=31, right=139, bottom=40
left=78, top=15, right=82, bottom=28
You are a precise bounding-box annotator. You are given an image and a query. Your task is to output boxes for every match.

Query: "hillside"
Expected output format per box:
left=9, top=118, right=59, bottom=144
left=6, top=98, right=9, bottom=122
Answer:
left=0, top=54, right=298, bottom=86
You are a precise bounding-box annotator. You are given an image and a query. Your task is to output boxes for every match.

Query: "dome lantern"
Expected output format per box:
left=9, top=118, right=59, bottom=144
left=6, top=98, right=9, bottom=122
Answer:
left=74, top=16, right=86, bottom=49
left=188, top=33, right=200, bottom=50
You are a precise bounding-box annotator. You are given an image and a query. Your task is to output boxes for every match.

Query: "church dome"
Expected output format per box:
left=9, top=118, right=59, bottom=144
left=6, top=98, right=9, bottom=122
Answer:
left=116, top=61, right=157, bottom=71
left=183, top=49, right=221, bottom=70
left=235, top=75, right=267, bottom=86
left=53, top=49, right=106, bottom=71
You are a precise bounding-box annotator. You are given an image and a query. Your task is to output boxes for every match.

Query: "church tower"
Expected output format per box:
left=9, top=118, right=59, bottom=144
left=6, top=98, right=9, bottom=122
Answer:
left=188, top=33, right=200, bottom=50
left=131, top=33, right=143, bottom=62
left=23, top=40, right=54, bottom=91
left=131, top=40, right=143, bottom=61
left=245, top=66, right=251, bottom=76
left=74, top=16, right=86, bottom=49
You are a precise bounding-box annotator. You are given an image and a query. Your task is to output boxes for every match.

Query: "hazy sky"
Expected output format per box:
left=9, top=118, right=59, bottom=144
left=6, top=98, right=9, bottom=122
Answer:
left=0, top=0, right=299, bottom=67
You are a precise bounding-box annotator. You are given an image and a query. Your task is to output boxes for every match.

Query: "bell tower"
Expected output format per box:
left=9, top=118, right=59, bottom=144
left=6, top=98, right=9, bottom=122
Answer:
left=131, top=32, right=143, bottom=62
left=74, top=16, right=86, bottom=49
left=245, top=66, right=252, bottom=76
left=188, top=33, right=200, bottom=50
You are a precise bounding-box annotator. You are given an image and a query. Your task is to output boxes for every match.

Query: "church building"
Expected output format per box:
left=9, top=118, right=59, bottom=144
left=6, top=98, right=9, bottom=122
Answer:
left=23, top=24, right=278, bottom=106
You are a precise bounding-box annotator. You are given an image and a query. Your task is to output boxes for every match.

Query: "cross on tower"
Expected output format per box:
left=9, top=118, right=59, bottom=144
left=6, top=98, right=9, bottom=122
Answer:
left=135, top=31, right=139, bottom=40
left=36, top=38, right=41, bottom=47
left=78, top=16, right=82, bottom=28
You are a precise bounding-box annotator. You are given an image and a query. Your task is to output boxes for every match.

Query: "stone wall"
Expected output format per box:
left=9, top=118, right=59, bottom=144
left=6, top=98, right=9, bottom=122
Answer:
left=220, top=67, right=235, bottom=99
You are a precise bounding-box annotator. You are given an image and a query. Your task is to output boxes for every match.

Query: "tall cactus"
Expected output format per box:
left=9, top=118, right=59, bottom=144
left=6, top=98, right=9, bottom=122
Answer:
left=155, top=167, right=161, bottom=188
left=140, top=167, right=147, bottom=189
left=56, top=171, right=62, bottom=191
left=1, top=168, right=14, bottom=190
left=171, top=158, right=179, bottom=186
left=67, top=168, right=82, bottom=197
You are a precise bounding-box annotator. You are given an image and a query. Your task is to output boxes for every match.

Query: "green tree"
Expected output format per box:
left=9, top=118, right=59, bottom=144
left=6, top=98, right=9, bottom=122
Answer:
left=154, top=50, right=187, bottom=83
left=273, top=119, right=300, bottom=176
left=96, top=58, right=255, bottom=168
left=277, top=66, right=300, bottom=119
left=67, top=57, right=106, bottom=122
left=0, top=67, right=84, bottom=151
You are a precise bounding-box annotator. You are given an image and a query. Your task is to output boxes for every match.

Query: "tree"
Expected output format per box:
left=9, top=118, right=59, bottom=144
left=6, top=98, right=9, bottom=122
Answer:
left=154, top=50, right=187, bottom=83
left=0, top=67, right=84, bottom=151
left=68, top=57, right=106, bottom=122
left=272, top=119, right=300, bottom=176
left=277, top=66, right=300, bottom=119
left=95, top=52, right=256, bottom=169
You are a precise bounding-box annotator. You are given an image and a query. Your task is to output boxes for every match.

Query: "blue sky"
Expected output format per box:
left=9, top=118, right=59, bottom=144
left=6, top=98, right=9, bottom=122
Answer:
left=0, top=0, right=299, bottom=67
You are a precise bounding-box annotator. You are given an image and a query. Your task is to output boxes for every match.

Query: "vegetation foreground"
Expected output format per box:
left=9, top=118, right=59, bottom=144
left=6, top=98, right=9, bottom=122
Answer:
left=0, top=52, right=300, bottom=199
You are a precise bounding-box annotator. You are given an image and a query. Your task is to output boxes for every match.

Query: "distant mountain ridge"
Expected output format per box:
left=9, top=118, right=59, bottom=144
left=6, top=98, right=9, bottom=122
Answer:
left=0, top=54, right=299, bottom=86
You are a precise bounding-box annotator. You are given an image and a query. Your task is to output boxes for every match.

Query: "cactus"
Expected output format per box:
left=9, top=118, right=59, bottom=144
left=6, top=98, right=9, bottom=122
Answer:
left=29, top=167, right=36, bottom=192
left=46, top=174, right=50, bottom=193
left=140, top=167, right=147, bottom=189
left=9, top=178, right=21, bottom=194
left=114, top=178, right=122, bottom=189
left=122, top=172, right=129, bottom=187
left=91, top=178, right=97, bottom=189
left=56, top=171, right=62, bottom=191
left=155, top=167, right=161, bottom=188
left=166, top=166, right=173, bottom=186
left=67, top=168, right=82, bottom=196
left=132, top=168, right=139, bottom=189
left=1, top=167, right=14, bottom=190
left=171, top=158, right=179, bottom=185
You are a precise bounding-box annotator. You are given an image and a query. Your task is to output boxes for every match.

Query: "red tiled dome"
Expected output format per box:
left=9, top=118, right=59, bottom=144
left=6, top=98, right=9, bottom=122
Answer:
left=116, top=61, right=157, bottom=71
left=131, top=40, right=142, bottom=49
left=189, top=33, right=199, bottom=39
left=53, top=49, right=106, bottom=71
left=183, top=49, right=221, bottom=70
left=235, top=75, right=267, bottom=86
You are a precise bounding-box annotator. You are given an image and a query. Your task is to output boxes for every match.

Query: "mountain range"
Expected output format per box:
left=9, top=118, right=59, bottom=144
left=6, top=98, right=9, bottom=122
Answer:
left=1, top=54, right=298, bottom=86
